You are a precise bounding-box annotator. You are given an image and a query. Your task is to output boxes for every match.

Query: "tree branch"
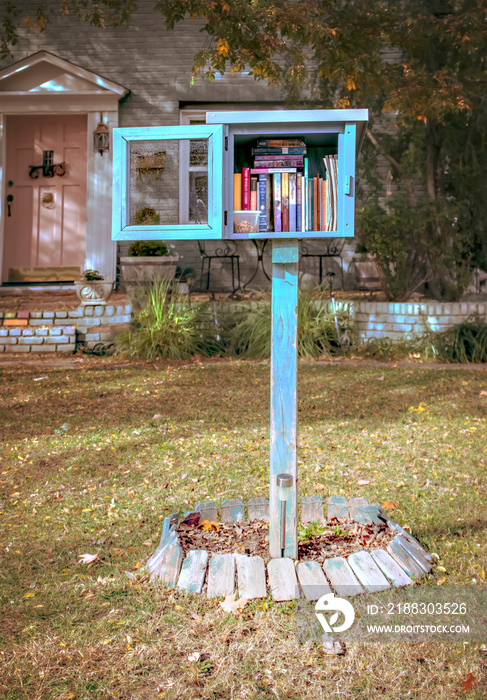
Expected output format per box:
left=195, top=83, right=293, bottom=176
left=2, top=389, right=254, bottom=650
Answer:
left=365, top=127, right=416, bottom=203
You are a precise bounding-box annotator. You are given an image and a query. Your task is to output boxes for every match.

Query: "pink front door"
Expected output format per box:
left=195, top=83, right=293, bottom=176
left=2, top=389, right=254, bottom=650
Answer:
left=3, top=114, right=87, bottom=282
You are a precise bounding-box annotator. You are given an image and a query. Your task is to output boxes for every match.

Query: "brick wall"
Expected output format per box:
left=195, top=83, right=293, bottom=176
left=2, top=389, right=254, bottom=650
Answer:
left=0, top=303, right=131, bottom=353
left=354, top=301, right=487, bottom=341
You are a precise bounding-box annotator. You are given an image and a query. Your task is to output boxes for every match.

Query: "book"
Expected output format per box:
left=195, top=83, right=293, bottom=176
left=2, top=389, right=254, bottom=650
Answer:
left=296, top=173, right=303, bottom=233
left=242, top=167, right=251, bottom=210
left=308, top=179, right=314, bottom=231
left=252, top=146, right=307, bottom=155
left=258, top=173, right=267, bottom=232
left=282, top=172, right=289, bottom=232
left=254, top=154, right=305, bottom=162
left=303, top=158, right=309, bottom=232
left=273, top=173, right=282, bottom=233
left=323, top=155, right=338, bottom=230
left=289, top=172, right=296, bottom=232
left=266, top=174, right=273, bottom=231
left=233, top=173, right=242, bottom=210
left=253, top=158, right=304, bottom=168
left=250, top=167, right=298, bottom=174
left=250, top=176, right=258, bottom=211
left=256, top=138, right=306, bottom=148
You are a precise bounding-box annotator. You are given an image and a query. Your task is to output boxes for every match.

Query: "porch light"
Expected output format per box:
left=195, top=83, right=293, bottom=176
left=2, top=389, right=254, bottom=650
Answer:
left=94, top=117, right=109, bottom=155
left=277, top=473, right=293, bottom=557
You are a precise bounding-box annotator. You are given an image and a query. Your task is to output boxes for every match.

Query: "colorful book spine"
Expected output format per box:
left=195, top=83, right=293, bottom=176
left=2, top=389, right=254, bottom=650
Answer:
left=251, top=147, right=307, bottom=155
left=258, top=173, right=267, bottom=233
left=250, top=176, right=258, bottom=211
left=303, top=158, right=309, bottom=232
left=289, top=172, right=296, bottom=233
left=273, top=173, right=282, bottom=233
left=256, top=138, right=306, bottom=148
left=296, top=173, right=303, bottom=232
left=281, top=172, right=289, bottom=232
left=266, top=174, right=273, bottom=231
left=250, top=167, right=298, bottom=174
left=233, top=173, right=242, bottom=210
left=314, top=176, right=320, bottom=231
left=242, top=167, right=251, bottom=210
left=253, top=158, right=304, bottom=168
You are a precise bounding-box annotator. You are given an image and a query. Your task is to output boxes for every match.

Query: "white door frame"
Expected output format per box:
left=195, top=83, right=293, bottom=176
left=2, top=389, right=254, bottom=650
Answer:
left=0, top=52, right=128, bottom=284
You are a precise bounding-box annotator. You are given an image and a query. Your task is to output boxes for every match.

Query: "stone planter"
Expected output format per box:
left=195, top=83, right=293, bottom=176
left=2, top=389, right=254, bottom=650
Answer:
left=75, top=280, right=114, bottom=305
left=120, top=255, right=179, bottom=284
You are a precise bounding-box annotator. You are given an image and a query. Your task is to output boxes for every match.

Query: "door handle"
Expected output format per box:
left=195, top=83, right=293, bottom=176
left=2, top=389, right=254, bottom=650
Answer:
left=6, top=194, right=13, bottom=217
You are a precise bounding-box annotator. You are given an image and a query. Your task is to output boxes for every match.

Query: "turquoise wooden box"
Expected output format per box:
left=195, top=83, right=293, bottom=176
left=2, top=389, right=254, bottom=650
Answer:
left=112, top=109, right=368, bottom=242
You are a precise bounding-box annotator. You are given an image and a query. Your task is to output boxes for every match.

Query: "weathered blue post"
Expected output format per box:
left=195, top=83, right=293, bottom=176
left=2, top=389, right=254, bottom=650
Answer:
left=269, top=239, right=299, bottom=559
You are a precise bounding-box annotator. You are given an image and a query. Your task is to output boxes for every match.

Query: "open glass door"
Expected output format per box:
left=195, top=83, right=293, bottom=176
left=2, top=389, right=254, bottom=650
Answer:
left=112, top=124, right=226, bottom=241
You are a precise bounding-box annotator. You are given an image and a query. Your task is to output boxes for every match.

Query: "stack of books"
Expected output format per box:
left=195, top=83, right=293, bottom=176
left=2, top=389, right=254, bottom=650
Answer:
left=233, top=139, right=338, bottom=233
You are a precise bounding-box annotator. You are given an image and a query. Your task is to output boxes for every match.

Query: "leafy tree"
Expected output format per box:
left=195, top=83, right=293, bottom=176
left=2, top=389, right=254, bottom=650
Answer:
left=2, top=0, right=486, bottom=299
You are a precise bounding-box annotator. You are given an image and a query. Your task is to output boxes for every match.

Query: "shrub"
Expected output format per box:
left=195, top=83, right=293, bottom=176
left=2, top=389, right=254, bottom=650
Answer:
left=430, top=322, right=487, bottom=363
left=127, top=240, right=168, bottom=257
left=229, top=291, right=355, bottom=359
left=116, top=280, right=222, bottom=361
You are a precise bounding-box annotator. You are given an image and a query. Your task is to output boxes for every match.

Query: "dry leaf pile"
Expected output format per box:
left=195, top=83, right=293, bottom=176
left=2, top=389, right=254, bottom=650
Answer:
left=177, top=518, right=395, bottom=564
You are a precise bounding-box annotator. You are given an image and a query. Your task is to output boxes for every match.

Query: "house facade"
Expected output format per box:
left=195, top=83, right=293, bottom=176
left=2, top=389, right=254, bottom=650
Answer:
left=0, top=1, right=354, bottom=292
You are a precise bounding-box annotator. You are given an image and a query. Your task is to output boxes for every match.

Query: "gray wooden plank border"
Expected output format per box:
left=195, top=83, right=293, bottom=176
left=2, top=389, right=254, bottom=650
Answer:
left=147, top=529, right=179, bottom=573
left=248, top=497, right=270, bottom=522
left=268, top=558, right=299, bottom=601
left=387, top=538, right=425, bottom=580
left=371, top=549, right=414, bottom=588
left=301, top=496, right=325, bottom=524
left=237, top=556, right=267, bottom=599
left=348, top=497, right=372, bottom=524
left=207, top=553, right=236, bottom=598
left=323, top=556, right=364, bottom=597
left=177, top=550, right=208, bottom=594
left=196, top=501, right=218, bottom=522
left=327, top=495, right=349, bottom=520
left=151, top=544, right=183, bottom=587
left=347, top=550, right=391, bottom=592
left=296, top=560, right=332, bottom=601
left=395, top=534, right=432, bottom=572
left=221, top=498, right=245, bottom=524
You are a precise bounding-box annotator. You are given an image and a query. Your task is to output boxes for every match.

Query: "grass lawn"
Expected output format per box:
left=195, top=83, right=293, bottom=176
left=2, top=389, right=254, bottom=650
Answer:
left=0, top=357, right=486, bottom=699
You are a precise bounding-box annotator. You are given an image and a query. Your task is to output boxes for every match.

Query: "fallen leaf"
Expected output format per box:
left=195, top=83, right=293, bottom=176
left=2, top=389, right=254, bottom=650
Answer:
left=23, top=592, right=35, bottom=598
left=198, top=520, right=220, bottom=531
left=219, top=593, right=248, bottom=614
left=460, top=673, right=476, bottom=691
left=357, top=480, right=370, bottom=485
left=78, top=553, right=98, bottom=564
left=382, top=501, right=399, bottom=510
left=436, top=566, right=447, bottom=573
left=437, top=577, right=446, bottom=585
left=188, top=651, right=200, bottom=663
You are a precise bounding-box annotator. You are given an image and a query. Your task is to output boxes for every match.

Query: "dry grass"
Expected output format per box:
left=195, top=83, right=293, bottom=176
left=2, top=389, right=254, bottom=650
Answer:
left=0, top=357, right=486, bottom=698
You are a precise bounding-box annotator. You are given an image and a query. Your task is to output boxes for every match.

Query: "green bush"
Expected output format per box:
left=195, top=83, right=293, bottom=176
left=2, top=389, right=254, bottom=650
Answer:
left=430, top=322, right=487, bottom=363
left=115, top=280, right=222, bottom=361
left=229, top=291, right=355, bottom=359
left=127, top=240, right=168, bottom=257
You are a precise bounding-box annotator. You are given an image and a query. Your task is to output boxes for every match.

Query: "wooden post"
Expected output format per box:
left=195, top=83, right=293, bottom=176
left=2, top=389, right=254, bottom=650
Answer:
left=269, top=239, right=299, bottom=559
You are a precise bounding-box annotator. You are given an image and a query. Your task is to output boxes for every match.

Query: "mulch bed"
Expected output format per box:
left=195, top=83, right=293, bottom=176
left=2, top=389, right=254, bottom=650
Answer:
left=176, top=518, right=395, bottom=564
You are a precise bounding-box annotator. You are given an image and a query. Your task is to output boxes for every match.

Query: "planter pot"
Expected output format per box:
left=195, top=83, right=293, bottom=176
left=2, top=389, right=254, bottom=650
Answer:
left=120, top=255, right=179, bottom=283
left=75, top=280, right=114, bottom=305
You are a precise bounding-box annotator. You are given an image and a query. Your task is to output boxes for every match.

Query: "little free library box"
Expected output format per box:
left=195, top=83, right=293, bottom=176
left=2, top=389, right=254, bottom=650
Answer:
left=112, top=108, right=368, bottom=560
